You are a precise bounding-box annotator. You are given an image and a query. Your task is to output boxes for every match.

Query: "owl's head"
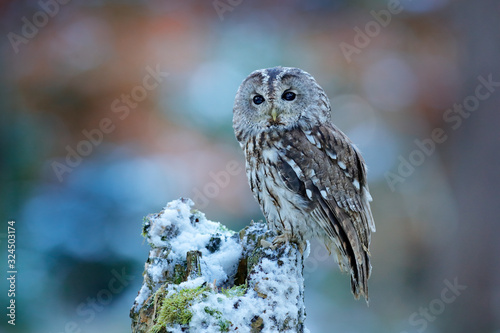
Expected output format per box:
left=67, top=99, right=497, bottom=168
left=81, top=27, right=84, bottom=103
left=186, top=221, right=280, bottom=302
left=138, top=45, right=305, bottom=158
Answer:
left=233, top=66, right=331, bottom=141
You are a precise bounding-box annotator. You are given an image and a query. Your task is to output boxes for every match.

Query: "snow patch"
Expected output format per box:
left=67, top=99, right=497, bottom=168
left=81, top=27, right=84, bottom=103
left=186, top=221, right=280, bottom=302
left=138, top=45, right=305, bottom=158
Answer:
left=134, top=198, right=242, bottom=310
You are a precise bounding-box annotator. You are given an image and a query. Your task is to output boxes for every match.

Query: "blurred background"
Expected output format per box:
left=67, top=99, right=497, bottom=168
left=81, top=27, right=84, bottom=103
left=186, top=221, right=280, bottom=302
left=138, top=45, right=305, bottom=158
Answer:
left=1, top=0, right=499, bottom=332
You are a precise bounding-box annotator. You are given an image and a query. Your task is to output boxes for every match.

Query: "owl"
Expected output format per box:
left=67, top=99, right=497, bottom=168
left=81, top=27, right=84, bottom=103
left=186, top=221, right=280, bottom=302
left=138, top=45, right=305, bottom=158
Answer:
left=232, top=66, right=376, bottom=301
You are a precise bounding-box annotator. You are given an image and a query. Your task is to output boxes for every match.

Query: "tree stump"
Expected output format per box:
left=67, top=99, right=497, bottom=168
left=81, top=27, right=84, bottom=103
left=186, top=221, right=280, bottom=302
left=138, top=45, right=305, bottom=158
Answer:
left=130, top=198, right=308, bottom=332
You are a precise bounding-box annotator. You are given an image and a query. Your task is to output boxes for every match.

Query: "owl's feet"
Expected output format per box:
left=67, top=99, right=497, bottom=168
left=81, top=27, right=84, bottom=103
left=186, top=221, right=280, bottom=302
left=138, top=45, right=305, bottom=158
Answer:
left=260, top=234, right=291, bottom=249
left=271, top=233, right=292, bottom=248
left=266, top=233, right=306, bottom=254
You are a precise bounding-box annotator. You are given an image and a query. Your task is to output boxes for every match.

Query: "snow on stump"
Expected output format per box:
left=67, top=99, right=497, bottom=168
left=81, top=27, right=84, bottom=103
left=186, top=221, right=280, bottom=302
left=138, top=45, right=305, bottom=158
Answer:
left=130, top=198, right=308, bottom=333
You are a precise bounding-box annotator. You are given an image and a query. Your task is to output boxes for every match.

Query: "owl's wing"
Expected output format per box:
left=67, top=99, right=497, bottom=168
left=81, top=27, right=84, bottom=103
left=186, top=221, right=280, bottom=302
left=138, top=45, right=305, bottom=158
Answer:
left=274, top=124, right=375, bottom=301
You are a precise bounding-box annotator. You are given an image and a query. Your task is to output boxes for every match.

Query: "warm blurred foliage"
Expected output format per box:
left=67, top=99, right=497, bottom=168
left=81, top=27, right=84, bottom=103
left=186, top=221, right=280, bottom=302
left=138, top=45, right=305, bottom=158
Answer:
left=1, top=0, right=499, bottom=332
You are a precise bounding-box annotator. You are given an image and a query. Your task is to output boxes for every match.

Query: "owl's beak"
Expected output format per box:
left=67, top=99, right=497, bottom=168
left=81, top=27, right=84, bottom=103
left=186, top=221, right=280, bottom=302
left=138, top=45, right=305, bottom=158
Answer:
left=270, top=108, right=278, bottom=121
left=268, top=108, right=283, bottom=126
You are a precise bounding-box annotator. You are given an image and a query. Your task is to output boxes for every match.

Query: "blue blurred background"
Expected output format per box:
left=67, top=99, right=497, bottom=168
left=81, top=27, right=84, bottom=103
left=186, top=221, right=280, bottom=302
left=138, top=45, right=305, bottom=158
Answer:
left=1, top=0, right=500, bottom=332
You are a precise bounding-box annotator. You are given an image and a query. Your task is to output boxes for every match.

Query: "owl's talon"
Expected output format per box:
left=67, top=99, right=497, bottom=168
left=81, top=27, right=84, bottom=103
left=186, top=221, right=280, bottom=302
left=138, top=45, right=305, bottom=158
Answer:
left=271, top=234, right=306, bottom=254
left=271, top=234, right=291, bottom=249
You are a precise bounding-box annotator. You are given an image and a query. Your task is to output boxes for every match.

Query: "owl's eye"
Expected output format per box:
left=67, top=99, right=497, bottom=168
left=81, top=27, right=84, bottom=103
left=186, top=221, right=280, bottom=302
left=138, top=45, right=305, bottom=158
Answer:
left=253, top=95, right=265, bottom=105
left=282, top=91, right=296, bottom=101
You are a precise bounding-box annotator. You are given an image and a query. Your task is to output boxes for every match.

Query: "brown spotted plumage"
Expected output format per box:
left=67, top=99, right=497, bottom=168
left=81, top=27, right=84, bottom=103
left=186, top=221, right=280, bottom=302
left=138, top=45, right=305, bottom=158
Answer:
left=233, top=66, right=376, bottom=301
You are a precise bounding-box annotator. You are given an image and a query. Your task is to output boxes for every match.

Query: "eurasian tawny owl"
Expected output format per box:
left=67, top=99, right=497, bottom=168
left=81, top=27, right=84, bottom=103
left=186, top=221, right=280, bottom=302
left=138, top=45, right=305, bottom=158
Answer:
left=233, top=66, right=376, bottom=301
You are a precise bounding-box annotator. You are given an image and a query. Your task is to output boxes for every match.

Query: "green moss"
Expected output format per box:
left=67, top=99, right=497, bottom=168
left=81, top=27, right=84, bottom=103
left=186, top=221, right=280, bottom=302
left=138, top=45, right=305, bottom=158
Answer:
left=220, top=284, right=247, bottom=298
left=173, top=264, right=186, bottom=284
left=218, top=318, right=232, bottom=332
left=141, top=216, right=150, bottom=238
left=217, top=224, right=233, bottom=233
left=203, top=306, right=219, bottom=316
left=204, top=307, right=232, bottom=332
left=148, top=286, right=209, bottom=332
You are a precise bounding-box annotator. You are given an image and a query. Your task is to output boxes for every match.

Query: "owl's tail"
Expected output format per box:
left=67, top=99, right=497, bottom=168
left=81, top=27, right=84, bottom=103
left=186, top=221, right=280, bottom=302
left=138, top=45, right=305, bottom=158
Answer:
left=317, top=200, right=372, bottom=303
